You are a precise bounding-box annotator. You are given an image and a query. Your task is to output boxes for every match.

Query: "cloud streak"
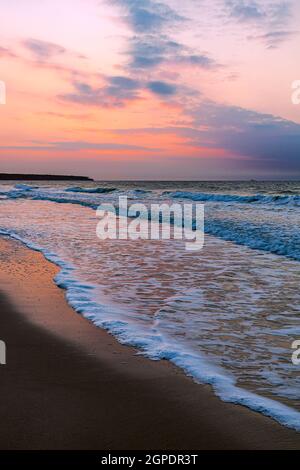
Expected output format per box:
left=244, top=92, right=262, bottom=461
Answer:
left=59, top=78, right=140, bottom=108
left=108, top=99, right=300, bottom=171
left=60, top=74, right=182, bottom=106
left=225, top=0, right=291, bottom=24
left=224, top=0, right=296, bottom=48
left=113, top=0, right=184, bottom=33
left=147, top=80, right=177, bottom=96
left=190, top=101, right=300, bottom=168
left=0, top=140, right=157, bottom=152
left=22, top=38, right=67, bottom=60
left=22, top=38, right=86, bottom=61
left=127, top=34, right=219, bottom=71
left=0, top=46, right=17, bottom=58
left=248, top=30, right=298, bottom=48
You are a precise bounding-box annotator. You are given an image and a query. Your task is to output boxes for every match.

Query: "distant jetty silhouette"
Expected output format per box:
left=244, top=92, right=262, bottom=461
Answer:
left=0, top=174, right=93, bottom=181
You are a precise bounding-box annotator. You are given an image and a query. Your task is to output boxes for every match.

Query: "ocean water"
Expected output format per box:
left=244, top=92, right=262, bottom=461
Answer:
left=0, top=180, right=299, bottom=430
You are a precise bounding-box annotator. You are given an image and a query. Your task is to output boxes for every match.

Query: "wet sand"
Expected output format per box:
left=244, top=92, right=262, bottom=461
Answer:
left=0, top=236, right=299, bottom=450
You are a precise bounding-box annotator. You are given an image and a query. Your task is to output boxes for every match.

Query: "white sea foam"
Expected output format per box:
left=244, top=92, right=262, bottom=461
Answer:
left=1, top=230, right=299, bottom=432
left=0, top=183, right=299, bottom=432
left=166, top=191, right=300, bottom=207
left=65, top=186, right=117, bottom=194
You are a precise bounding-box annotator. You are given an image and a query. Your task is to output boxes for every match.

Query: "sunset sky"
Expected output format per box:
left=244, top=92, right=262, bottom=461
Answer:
left=0, top=0, right=299, bottom=179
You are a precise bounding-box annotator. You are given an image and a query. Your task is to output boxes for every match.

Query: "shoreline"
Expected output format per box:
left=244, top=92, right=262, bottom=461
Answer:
left=0, top=236, right=299, bottom=449
left=0, top=174, right=93, bottom=181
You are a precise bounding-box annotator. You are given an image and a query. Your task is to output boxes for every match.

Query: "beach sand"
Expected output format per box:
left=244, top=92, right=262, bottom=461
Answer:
left=0, top=236, right=299, bottom=450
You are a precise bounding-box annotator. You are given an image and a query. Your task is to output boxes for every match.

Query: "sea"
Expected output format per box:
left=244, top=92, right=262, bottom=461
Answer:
left=0, top=180, right=299, bottom=430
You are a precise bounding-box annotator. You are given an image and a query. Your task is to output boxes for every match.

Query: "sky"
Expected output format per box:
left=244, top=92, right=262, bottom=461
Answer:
left=0, top=0, right=299, bottom=180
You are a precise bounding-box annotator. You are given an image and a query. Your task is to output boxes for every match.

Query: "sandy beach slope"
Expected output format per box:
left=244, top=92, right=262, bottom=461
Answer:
left=0, top=236, right=299, bottom=450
